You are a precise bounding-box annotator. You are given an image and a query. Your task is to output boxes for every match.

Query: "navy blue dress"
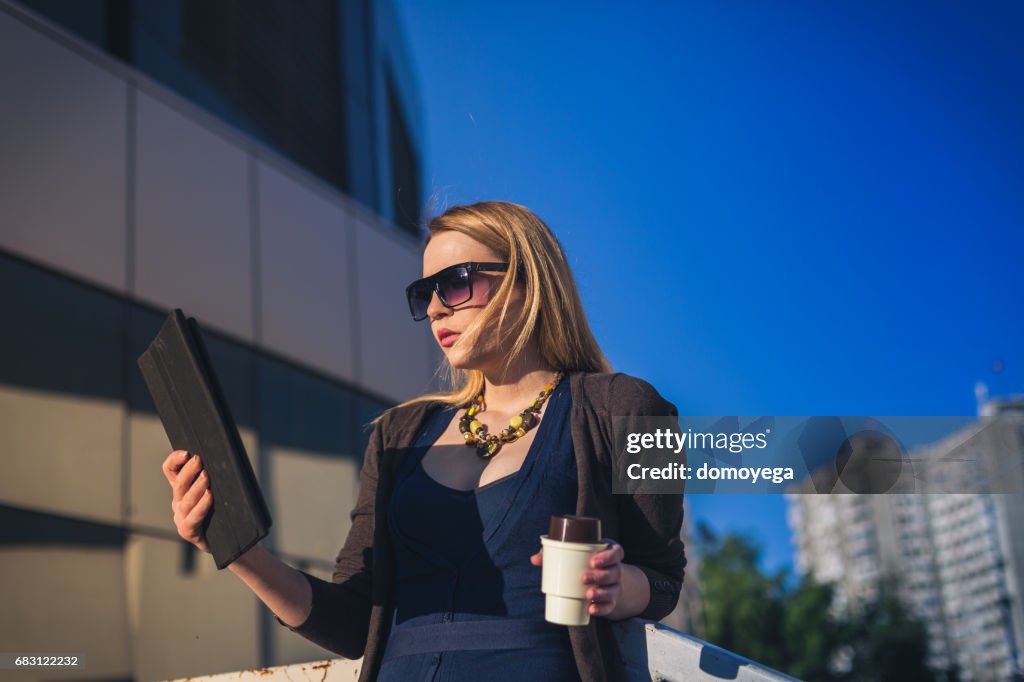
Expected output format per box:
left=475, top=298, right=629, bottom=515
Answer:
left=377, top=377, right=582, bottom=681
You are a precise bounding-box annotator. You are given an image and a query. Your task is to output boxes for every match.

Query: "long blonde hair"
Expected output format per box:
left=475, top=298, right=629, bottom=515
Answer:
left=381, top=200, right=612, bottom=419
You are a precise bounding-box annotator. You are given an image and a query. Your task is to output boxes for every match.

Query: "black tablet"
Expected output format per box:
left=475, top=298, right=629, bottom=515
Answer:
left=137, top=308, right=272, bottom=569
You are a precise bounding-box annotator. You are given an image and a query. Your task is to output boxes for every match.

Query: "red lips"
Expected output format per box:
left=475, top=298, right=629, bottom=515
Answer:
left=436, top=328, right=460, bottom=347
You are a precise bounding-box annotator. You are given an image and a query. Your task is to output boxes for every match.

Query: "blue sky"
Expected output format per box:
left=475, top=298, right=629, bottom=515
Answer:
left=392, top=1, right=1024, bottom=574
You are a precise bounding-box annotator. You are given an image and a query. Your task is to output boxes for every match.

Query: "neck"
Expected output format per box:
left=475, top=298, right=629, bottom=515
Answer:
left=478, top=351, right=560, bottom=414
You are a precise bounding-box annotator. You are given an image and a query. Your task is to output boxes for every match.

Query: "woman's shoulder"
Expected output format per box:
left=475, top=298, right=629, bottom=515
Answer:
left=572, top=370, right=678, bottom=417
left=373, top=398, right=448, bottom=447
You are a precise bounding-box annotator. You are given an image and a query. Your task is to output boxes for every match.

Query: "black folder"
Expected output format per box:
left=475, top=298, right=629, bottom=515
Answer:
left=137, top=308, right=272, bottom=569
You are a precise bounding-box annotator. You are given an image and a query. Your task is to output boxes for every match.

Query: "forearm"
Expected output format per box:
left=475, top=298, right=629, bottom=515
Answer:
left=228, top=543, right=312, bottom=628
left=607, top=562, right=651, bottom=621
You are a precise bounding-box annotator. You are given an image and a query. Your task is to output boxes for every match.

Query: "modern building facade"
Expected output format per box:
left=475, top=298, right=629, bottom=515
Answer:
left=786, top=397, right=1024, bottom=681
left=11, top=0, right=424, bottom=237
left=0, top=1, right=441, bottom=680
left=787, top=479, right=956, bottom=674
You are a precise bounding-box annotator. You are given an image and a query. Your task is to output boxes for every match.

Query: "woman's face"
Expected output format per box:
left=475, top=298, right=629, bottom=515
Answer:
left=420, top=230, right=521, bottom=371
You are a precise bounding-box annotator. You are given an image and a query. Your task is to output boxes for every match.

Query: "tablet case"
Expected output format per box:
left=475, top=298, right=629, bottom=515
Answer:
left=137, top=308, right=272, bottom=569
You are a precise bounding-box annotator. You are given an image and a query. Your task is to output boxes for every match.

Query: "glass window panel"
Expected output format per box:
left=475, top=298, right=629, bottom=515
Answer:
left=258, top=355, right=356, bottom=458
left=0, top=252, right=124, bottom=401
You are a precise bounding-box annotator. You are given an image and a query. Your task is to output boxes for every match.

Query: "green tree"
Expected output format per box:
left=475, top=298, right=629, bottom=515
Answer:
left=697, top=523, right=788, bottom=670
left=696, top=527, right=938, bottom=682
left=783, top=575, right=846, bottom=681
left=844, top=578, right=936, bottom=682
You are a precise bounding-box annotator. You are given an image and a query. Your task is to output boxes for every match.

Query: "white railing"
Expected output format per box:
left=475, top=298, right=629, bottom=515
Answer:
left=165, top=619, right=800, bottom=682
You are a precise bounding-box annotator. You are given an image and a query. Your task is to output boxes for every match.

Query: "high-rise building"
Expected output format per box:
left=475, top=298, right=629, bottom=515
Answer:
left=919, top=396, right=1024, bottom=681
left=0, top=1, right=440, bottom=680
left=786, top=397, right=1024, bottom=681
left=787, top=484, right=954, bottom=673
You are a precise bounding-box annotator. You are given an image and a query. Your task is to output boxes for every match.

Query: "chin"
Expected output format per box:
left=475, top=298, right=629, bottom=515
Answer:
left=443, top=347, right=487, bottom=372
left=445, top=353, right=474, bottom=371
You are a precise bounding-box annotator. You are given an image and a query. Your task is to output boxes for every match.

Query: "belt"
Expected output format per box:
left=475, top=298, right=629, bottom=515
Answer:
left=381, top=618, right=571, bottom=660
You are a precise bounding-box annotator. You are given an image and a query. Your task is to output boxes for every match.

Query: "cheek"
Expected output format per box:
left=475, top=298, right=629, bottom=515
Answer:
left=447, top=313, right=496, bottom=357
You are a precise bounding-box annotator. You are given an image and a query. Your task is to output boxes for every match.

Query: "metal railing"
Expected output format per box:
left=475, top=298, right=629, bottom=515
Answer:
left=165, top=619, right=800, bottom=682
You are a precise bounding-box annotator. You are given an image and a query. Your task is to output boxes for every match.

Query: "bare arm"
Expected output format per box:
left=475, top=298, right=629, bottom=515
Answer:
left=162, top=404, right=388, bottom=659
left=227, top=543, right=312, bottom=628
left=162, top=450, right=314, bottom=627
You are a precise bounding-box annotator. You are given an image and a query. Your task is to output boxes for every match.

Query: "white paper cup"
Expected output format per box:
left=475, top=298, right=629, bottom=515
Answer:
left=540, top=534, right=609, bottom=625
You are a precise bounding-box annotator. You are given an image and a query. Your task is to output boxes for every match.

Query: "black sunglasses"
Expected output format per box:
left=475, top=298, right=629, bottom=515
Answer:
left=405, top=261, right=509, bottom=321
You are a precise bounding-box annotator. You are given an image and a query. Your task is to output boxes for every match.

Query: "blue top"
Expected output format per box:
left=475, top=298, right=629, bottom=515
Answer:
left=378, top=377, right=581, bottom=681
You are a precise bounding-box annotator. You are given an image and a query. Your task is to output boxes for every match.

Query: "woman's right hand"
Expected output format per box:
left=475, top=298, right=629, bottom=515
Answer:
left=162, top=450, right=214, bottom=554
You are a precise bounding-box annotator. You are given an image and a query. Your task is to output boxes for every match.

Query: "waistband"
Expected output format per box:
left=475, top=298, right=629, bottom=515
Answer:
left=382, top=618, right=571, bottom=660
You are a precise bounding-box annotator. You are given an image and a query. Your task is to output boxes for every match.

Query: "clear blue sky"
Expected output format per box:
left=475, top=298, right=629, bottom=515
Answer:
left=392, top=1, right=1024, bottom=575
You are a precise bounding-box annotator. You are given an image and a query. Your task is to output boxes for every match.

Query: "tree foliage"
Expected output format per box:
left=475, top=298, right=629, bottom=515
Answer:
left=842, top=578, right=936, bottom=682
left=696, top=524, right=938, bottom=681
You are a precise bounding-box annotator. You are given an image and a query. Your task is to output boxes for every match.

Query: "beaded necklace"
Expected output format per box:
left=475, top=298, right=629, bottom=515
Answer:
left=458, top=371, right=564, bottom=459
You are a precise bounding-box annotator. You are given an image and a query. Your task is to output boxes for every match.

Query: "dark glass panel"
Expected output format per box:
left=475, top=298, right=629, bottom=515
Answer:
left=0, top=504, right=126, bottom=547
left=386, top=71, right=421, bottom=237
left=20, top=0, right=351, bottom=201
left=257, top=355, right=357, bottom=458
left=180, top=0, right=347, bottom=191
left=0, top=252, right=125, bottom=402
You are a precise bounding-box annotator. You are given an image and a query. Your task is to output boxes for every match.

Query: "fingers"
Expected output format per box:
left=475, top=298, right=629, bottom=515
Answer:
left=585, top=582, right=622, bottom=616
left=582, top=566, right=621, bottom=587
left=171, top=454, right=204, bottom=503
left=178, top=490, right=213, bottom=551
left=582, top=541, right=624, bottom=616
left=176, top=481, right=214, bottom=551
left=164, top=450, right=213, bottom=553
left=585, top=583, right=621, bottom=604
left=179, top=468, right=210, bottom=512
left=162, top=450, right=190, bottom=486
left=184, top=488, right=214, bottom=528
left=529, top=547, right=543, bottom=566
left=589, top=541, right=624, bottom=569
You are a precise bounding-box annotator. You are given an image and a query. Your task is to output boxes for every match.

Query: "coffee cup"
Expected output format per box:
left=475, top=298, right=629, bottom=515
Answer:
left=540, top=515, right=609, bottom=626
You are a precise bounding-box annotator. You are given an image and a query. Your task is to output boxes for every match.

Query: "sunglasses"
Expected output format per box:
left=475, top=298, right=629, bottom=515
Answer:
left=405, top=261, right=509, bottom=321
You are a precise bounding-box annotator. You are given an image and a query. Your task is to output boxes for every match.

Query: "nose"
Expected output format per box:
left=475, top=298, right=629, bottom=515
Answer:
left=426, top=288, right=450, bottom=321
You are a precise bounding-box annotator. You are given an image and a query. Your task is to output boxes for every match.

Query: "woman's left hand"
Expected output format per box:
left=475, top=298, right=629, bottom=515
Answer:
left=529, top=539, right=625, bottom=617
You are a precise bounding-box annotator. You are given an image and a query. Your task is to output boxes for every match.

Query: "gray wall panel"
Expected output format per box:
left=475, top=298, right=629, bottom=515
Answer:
left=125, top=535, right=261, bottom=681
left=0, top=547, right=132, bottom=678
left=258, top=162, right=357, bottom=385
left=133, top=90, right=253, bottom=342
left=354, top=220, right=431, bottom=402
left=268, top=447, right=358, bottom=565
left=0, top=8, right=127, bottom=292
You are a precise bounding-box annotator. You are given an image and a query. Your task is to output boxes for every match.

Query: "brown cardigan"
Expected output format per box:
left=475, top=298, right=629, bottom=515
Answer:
left=276, top=370, right=687, bottom=681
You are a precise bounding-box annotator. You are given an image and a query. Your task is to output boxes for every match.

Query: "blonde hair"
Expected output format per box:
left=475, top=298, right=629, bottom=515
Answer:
left=378, top=200, right=612, bottom=421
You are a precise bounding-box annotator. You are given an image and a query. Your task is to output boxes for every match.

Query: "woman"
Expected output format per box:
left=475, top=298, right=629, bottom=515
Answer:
left=163, top=201, right=686, bottom=681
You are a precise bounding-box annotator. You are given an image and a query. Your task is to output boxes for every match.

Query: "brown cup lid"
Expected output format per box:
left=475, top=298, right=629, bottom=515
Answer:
left=548, top=515, right=601, bottom=544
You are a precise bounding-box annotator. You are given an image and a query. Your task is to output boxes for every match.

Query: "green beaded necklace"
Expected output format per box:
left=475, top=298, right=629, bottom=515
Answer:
left=458, top=371, right=564, bottom=459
